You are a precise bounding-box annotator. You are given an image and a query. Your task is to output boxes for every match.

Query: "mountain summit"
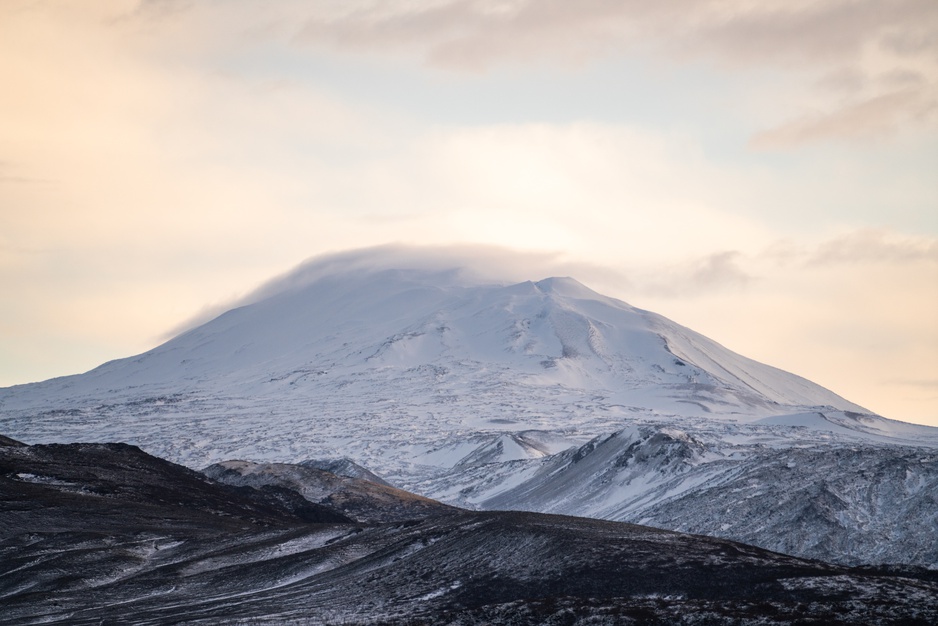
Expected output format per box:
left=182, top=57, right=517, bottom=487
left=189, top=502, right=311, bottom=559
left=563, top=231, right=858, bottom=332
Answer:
left=1, top=254, right=870, bottom=457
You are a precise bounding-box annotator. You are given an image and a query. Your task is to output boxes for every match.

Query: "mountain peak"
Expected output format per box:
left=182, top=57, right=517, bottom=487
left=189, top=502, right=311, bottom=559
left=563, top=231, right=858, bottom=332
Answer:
left=534, top=276, right=605, bottom=300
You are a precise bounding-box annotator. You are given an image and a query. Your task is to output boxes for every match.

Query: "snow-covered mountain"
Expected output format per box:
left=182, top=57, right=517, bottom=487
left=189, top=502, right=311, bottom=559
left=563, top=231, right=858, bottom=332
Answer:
left=2, top=250, right=936, bottom=566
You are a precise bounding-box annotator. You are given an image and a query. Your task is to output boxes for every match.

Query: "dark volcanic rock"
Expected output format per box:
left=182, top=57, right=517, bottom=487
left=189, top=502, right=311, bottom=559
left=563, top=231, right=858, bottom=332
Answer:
left=0, top=434, right=25, bottom=447
left=1, top=437, right=936, bottom=625
left=0, top=439, right=352, bottom=539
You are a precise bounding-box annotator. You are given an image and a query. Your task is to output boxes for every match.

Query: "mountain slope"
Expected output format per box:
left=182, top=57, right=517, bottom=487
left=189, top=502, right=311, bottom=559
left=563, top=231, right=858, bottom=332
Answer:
left=414, top=424, right=938, bottom=566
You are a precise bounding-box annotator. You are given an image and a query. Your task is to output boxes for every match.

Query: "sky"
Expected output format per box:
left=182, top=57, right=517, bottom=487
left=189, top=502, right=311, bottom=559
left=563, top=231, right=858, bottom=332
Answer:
left=1, top=0, right=936, bottom=425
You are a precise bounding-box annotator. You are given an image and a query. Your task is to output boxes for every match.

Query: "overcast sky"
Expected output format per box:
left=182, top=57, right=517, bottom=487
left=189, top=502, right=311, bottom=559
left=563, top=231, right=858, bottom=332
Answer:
left=1, top=0, right=936, bottom=425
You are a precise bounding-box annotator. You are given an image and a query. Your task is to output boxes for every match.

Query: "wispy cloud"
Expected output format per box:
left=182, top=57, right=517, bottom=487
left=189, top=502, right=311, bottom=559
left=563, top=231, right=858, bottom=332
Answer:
left=10, top=1, right=934, bottom=149
left=295, top=0, right=936, bottom=69
left=160, top=244, right=632, bottom=338
left=886, top=378, right=938, bottom=389
left=689, top=251, right=752, bottom=289
left=294, top=0, right=938, bottom=145
left=808, top=229, right=938, bottom=266
left=630, top=229, right=938, bottom=299
left=750, top=87, right=938, bottom=149
left=636, top=251, right=753, bottom=298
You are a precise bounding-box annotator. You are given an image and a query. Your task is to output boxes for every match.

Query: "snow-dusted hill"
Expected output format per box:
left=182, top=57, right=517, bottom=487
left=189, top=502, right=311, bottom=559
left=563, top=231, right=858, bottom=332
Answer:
left=1, top=251, right=936, bottom=566
left=414, top=422, right=938, bottom=566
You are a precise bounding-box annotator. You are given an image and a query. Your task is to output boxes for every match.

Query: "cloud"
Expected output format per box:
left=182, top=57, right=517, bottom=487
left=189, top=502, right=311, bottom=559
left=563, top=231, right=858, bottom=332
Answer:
left=808, top=229, right=938, bottom=266
left=14, top=2, right=933, bottom=148
left=731, top=230, right=938, bottom=271
left=886, top=378, right=938, bottom=389
left=629, top=227, right=938, bottom=299
left=162, top=229, right=937, bottom=339
left=293, top=0, right=938, bottom=144
left=690, top=251, right=752, bottom=289
left=750, top=86, right=938, bottom=149
left=295, top=0, right=936, bottom=69
left=634, top=251, right=753, bottom=298
left=160, top=244, right=632, bottom=338
left=682, top=0, right=937, bottom=67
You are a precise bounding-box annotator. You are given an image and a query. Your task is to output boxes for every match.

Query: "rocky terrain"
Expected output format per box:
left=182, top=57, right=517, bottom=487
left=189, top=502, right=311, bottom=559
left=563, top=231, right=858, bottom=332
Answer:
left=2, top=435, right=937, bottom=625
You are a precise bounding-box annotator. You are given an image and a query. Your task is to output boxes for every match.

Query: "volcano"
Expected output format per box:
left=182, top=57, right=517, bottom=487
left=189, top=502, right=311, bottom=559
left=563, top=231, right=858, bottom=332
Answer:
left=2, top=248, right=936, bottom=566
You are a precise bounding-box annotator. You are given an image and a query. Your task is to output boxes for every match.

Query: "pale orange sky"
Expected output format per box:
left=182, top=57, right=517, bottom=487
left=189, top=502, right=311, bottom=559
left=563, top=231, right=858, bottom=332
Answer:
left=1, top=1, right=936, bottom=425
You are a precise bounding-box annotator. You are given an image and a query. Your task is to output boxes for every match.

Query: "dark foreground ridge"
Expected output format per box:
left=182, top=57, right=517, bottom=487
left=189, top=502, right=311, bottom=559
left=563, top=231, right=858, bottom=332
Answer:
left=1, top=436, right=936, bottom=625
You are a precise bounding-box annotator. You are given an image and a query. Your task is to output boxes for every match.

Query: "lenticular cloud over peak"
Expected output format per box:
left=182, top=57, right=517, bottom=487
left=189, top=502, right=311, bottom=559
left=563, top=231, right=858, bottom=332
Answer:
left=246, top=245, right=523, bottom=297
left=166, top=245, right=617, bottom=339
